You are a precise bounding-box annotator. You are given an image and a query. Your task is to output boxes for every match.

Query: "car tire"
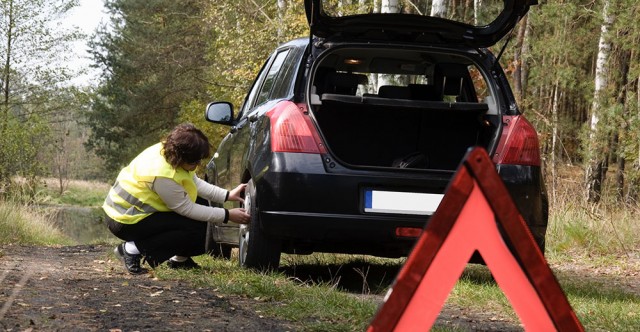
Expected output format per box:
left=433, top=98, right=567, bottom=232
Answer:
left=205, top=222, right=232, bottom=259
left=239, top=179, right=281, bottom=271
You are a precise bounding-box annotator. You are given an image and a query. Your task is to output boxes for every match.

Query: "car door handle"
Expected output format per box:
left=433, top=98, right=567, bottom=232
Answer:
left=249, top=114, right=259, bottom=123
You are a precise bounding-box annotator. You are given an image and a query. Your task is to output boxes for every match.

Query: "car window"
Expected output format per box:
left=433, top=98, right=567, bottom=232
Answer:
left=469, top=65, right=489, bottom=102
left=313, top=48, right=491, bottom=105
left=319, top=0, right=504, bottom=27
left=254, top=49, right=290, bottom=106
left=239, top=59, right=271, bottom=119
left=270, top=48, right=301, bottom=100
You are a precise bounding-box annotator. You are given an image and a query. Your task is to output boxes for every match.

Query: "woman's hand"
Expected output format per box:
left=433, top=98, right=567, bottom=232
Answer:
left=228, top=183, right=247, bottom=203
left=228, top=208, right=250, bottom=224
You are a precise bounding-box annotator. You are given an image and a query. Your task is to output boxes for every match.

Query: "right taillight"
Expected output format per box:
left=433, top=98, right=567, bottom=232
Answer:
left=266, top=101, right=326, bottom=154
left=493, top=115, right=541, bottom=166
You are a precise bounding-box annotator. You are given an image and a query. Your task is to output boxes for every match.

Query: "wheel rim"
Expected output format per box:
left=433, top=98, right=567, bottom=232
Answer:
left=238, top=189, right=252, bottom=266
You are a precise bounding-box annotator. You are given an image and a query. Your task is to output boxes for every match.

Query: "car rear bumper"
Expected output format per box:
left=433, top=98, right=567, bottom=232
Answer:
left=259, top=210, right=425, bottom=256
left=251, top=152, right=548, bottom=255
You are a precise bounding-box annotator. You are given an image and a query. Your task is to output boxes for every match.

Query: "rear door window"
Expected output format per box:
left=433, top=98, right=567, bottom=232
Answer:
left=254, top=49, right=290, bottom=106
left=319, top=0, right=505, bottom=27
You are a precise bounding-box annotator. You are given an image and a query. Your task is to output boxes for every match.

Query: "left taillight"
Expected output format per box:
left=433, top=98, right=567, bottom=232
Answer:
left=493, top=115, right=541, bottom=166
left=267, top=101, right=326, bottom=154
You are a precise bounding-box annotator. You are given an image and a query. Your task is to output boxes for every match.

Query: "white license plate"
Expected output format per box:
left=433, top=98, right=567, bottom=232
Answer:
left=363, top=190, right=444, bottom=216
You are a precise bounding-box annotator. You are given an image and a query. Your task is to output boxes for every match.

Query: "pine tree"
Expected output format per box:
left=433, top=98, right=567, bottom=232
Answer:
left=85, top=0, right=211, bottom=173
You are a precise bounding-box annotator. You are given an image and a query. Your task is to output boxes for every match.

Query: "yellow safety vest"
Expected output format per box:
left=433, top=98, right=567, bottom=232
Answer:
left=103, top=143, right=198, bottom=224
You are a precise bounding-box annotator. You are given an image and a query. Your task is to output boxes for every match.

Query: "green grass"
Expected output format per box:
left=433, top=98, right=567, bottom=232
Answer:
left=0, top=199, right=72, bottom=246
left=155, top=255, right=379, bottom=331
left=546, top=200, right=640, bottom=257
left=0, top=178, right=113, bottom=246
left=442, top=263, right=640, bottom=331
left=560, top=274, right=640, bottom=331
left=37, top=178, right=110, bottom=207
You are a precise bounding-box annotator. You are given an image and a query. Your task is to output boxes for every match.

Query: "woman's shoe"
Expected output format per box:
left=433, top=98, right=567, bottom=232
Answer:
left=114, top=243, right=148, bottom=274
left=167, top=257, right=200, bottom=269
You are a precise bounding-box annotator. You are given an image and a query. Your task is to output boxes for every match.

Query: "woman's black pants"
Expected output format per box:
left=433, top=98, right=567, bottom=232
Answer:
left=107, top=209, right=207, bottom=266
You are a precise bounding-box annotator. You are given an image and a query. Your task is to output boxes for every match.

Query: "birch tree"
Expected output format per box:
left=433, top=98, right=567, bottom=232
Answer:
left=474, top=0, right=482, bottom=25
left=376, top=0, right=399, bottom=89
left=431, top=0, right=447, bottom=18
left=277, top=0, right=290, bottom=42
left=585, top=0, right=614, bottom=203
left=382, top=0, right=399, bottom=13
left=512, top=15, right=529, bottom=102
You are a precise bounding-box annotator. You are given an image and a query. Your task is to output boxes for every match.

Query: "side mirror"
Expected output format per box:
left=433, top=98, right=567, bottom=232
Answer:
left=205, top=102, right=234, bottom=125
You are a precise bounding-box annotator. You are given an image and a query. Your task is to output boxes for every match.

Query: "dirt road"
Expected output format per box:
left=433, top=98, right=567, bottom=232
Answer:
left=0, top=244, right=294, bottom=331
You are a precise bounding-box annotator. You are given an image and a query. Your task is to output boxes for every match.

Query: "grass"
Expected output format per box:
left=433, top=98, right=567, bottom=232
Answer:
left=547, top=165, right=640, bottom=258
left=155, top=255, right=380, bottom=331
left=37, top=178, right=111, bottom=207
left=0, top=178, right=112, bottom=246
left=0, top=199, right=72, bottom=246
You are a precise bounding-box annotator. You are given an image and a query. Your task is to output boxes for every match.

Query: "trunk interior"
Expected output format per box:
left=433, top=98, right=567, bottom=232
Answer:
left=312, top=95, right=498, bottom=170
left=308, top=48, right=501, bottom=171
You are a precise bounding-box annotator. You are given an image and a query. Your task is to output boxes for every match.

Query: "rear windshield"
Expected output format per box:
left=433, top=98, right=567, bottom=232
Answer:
left=320, top=0, right=504, bottom=27
left=312, top=47, right=493, bottom=108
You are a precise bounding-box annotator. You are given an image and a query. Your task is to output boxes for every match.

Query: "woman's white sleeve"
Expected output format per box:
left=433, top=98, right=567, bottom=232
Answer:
left=153, top=177, right=226, bottom=223
left=194, top=175, right=228, bottom=203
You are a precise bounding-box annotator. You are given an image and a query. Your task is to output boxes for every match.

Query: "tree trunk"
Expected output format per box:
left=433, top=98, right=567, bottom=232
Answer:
left=432, top=0, right=447, bottom=18
left=521, top=13, right=531, bottom=99
left=373, top=0, right=380, bottom=13
left=277, top=0, right=286, bottom=42
left=585, top=0, right=614, bottom=203
left=551, top=80, right=560, bottom=205
left=381, top=0, right=399, bottom=13
left=474, top=0, right=482, bottom=25
left=2, top=0, right=14, bottom=119
left=512, top=15, right=528, bottom=103
left=377, top=0, right=399, bottom=89
left=627, top=71, right=640, bottom=203
left=615, top=45, right=631, bottom=201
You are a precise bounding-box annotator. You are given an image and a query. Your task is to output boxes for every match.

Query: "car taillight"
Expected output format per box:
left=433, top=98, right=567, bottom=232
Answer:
left=267, top=101, right=326, bottom=154
left=493, top=115, right=541, bottom=166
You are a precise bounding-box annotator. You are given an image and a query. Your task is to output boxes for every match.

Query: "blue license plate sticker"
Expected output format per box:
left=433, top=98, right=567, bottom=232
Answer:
left=364, top=190, right=443, bottom=215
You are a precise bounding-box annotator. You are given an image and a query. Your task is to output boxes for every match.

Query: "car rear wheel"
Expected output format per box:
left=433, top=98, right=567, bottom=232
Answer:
left=239, top=179, right=281, bottom=271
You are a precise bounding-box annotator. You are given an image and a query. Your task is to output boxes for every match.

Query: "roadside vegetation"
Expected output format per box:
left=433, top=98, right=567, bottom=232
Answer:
left=36, top=178, right=111, bottom=207
left=0, top=178, right=113, bottom=247
left=0, top=200, right=71, bottom=246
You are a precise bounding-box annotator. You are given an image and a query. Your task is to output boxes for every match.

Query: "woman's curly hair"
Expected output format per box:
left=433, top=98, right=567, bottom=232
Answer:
left=162, top=123, right=210, bottom=169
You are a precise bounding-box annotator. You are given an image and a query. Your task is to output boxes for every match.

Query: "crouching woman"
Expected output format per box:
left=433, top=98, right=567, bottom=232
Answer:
left=103, top=123, right=250, bottom=274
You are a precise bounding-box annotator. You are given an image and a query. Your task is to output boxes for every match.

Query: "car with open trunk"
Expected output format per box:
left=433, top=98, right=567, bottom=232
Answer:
left=204, top=0, right=547, bottom=271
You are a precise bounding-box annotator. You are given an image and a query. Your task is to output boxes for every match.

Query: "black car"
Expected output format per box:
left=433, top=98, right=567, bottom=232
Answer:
left=204, top=0, right=547, bottom=271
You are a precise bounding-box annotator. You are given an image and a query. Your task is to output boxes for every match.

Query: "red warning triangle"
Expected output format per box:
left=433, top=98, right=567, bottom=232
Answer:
left=368, top=147, right=583, bottom=332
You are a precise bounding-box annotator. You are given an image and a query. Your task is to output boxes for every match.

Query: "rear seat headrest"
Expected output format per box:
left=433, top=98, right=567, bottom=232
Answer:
left=378, top=85, right=411, bottom=99
left=408, top=84, right=440, bottom=101
left=324, top=72, right=368, bottom=95
left=443, top=76, right=463, bottom=96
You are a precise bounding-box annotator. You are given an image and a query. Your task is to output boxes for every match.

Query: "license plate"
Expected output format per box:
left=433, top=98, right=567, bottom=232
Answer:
left=364, top=190, right=444, bottom=216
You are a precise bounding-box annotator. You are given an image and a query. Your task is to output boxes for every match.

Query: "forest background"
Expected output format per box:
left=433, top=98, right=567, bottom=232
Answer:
left=0, top=0, right=639, bottom=208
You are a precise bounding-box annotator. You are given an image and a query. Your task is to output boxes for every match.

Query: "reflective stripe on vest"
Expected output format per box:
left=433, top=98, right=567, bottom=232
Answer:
left=104, top=182, right=159, bottom=216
